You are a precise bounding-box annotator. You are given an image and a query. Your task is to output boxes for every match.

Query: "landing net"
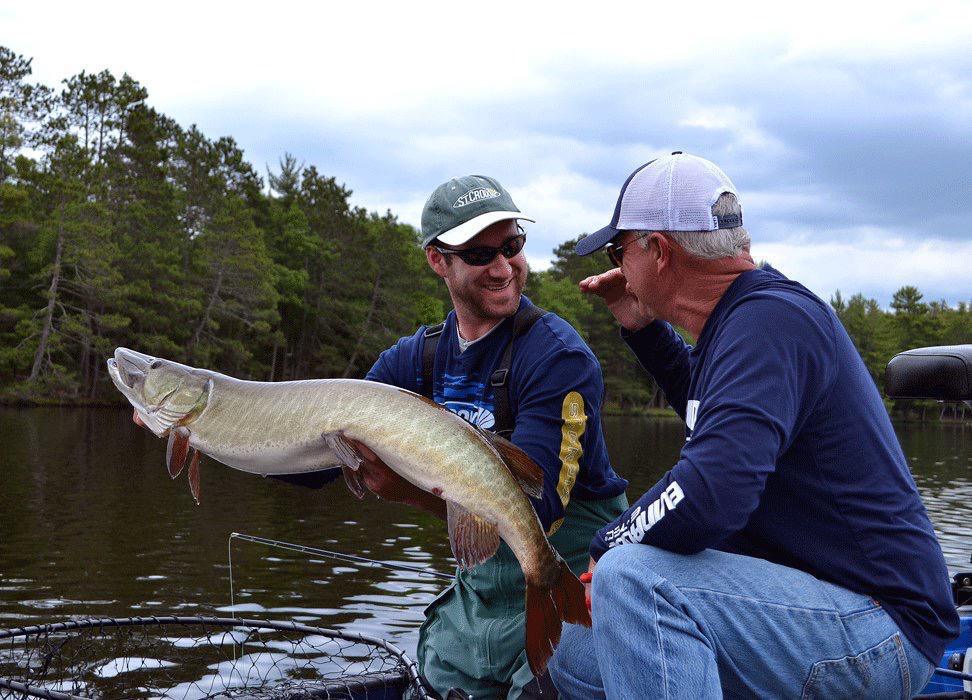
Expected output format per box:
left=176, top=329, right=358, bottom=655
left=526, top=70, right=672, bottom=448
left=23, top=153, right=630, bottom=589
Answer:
left=0, top=616, right=427, bottom=699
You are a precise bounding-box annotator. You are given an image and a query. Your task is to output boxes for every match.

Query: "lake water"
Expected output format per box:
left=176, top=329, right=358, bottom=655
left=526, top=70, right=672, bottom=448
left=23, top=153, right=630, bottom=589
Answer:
left=0, top=408, right=969, bottom=659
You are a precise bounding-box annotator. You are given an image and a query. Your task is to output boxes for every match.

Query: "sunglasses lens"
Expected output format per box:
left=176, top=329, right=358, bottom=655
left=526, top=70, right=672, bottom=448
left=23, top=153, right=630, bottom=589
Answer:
left=450, top=234, right=525, bottom=266
left=607, top=246, right=621, bottom=267
left=461, top=249, right=494, bottom=265
left=502, top=235, right=526, bottom=258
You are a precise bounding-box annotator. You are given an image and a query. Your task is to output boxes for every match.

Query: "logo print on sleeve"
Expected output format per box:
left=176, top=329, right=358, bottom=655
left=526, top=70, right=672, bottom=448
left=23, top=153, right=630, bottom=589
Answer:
left=604, top=481, right=685, bottom=547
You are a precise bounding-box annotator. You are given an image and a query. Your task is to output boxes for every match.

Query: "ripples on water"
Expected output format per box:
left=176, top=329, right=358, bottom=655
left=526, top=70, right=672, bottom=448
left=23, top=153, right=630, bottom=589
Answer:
left=0, top=408, right=968, bottom=659
left=899, top=424, right=972, bottom=572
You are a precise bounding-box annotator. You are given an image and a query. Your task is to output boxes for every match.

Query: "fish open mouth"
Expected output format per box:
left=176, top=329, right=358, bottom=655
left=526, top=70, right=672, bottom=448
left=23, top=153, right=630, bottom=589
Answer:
left=107, top=348, right=169, bottom=437
left=107, top=358, right=141, bottom=391
left=111, top=348, right=156, bottom=386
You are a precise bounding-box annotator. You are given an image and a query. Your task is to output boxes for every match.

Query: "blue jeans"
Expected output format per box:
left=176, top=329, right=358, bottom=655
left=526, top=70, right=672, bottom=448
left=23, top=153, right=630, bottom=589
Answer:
left=548, top=545, right=934, bottom=699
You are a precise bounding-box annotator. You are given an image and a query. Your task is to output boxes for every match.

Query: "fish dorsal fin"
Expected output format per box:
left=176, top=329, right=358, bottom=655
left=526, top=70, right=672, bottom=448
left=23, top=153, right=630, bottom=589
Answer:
left=477, top=429, right=543, bottom=499
left=446, top=500, right=501, bottom=570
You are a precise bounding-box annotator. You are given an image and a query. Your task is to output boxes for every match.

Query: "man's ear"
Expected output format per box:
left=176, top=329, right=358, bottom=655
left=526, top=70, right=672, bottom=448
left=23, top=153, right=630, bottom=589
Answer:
left=651, top=232, right=672, bottom=272
left=426, top=246, right=449, bottom=278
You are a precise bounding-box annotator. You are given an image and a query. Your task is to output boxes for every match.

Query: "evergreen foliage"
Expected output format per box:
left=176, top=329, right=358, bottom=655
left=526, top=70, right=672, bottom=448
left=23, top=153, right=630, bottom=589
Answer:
left=1, top=47, right=969, bottom=418
left=0, top=47, right=442, bottom=400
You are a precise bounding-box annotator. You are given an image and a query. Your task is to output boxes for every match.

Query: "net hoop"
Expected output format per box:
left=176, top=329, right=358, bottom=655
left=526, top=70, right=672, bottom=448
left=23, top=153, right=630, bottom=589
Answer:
left=0, top=615, right=428, bottom=699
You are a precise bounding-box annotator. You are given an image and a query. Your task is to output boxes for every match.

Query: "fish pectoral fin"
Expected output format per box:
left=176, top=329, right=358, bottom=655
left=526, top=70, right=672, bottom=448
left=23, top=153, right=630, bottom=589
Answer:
left=446, top=501, right=501, bottom=570
left=166, top=427, right=191, bottom=478
left=478, top=430, right=544, bottom=499
left=322, top=432, right=369, bottom=500
left=342, top=466, right=368, bottom=500
left=187, top=449, right=201, bottom=505
left=322, top=431, right=363, bottom=470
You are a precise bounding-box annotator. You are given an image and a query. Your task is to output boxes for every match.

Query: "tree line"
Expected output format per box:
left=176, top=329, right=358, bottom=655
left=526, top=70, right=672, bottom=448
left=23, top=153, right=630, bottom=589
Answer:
left=1, top=47, right=969, bottom=417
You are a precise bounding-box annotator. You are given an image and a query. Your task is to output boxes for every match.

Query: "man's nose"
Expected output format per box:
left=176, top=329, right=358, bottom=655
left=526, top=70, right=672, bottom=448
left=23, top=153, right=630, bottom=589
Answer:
left=485, top=252, right=513, bottom=276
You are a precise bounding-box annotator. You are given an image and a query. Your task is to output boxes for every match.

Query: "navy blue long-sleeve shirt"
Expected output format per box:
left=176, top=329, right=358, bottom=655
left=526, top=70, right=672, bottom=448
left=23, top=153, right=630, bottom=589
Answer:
left=590, top=266, right=958, bottom=664
left=367, top=296, right=628, bottom=533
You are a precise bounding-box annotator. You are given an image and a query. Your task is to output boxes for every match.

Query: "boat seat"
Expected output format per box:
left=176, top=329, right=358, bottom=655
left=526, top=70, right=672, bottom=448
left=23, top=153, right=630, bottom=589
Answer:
left=885, top=345, right=972, bottom=401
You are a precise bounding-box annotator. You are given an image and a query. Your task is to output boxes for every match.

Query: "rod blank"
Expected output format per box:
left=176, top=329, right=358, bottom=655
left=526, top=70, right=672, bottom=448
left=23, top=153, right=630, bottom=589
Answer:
left=229, top=532, right=454, bottom=580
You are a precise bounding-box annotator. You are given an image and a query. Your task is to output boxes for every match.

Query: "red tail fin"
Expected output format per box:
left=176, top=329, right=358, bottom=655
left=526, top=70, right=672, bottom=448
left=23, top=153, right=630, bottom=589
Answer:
left=525, top=561, right=593, bottom=676
left=553, top=561, right=592, bottom=627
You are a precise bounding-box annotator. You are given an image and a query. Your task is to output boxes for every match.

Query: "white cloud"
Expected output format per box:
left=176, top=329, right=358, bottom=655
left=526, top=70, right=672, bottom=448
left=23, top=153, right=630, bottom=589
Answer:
left=780, top=1, right=972, bottom=62
left=3, top=1, right=970, bottom=303
left=514, top=170, right=619, bottom=260
left=680, top=106, right=790, bottom=159
left=755, top=233, right=972, bottom=305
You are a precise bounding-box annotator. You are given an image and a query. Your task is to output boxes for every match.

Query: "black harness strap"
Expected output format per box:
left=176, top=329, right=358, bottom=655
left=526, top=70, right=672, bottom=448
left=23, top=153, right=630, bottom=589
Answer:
left=421, top=305, right=547, bottom=438
left=490, top=304, right=546, bottom=438
left=421, top=322, right=446, bottom=400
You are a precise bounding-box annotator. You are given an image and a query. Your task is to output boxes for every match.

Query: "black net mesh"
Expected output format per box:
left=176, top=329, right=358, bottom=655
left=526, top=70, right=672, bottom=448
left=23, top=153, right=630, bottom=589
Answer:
left=0, top=616, right=427, bottom=699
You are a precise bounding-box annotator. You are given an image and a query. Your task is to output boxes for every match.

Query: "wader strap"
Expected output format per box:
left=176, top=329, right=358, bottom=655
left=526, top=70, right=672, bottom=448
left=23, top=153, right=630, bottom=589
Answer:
left=421, top=322, right=446, bottom=399
left=490, top=305, right=546, bottom=439
left=421, top=305, right=547, bottom=436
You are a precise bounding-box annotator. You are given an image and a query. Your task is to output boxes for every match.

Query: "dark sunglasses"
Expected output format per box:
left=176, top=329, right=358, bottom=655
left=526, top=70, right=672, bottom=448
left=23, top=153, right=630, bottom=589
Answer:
left=433, top=232, right=526, bottom=267
left=605, top=232, right=649, bottom=267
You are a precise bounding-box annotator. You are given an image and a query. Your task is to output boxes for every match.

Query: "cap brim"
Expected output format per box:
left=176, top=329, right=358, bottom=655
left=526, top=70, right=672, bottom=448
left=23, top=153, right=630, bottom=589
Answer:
left=574, top=224, right=619, bottom=256
left=433, top=210, right=535, bottom=246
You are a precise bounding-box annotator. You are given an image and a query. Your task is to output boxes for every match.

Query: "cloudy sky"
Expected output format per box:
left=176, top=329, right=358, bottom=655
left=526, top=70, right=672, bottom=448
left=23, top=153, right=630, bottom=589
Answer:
left=3, top=1, right=970, bottom=304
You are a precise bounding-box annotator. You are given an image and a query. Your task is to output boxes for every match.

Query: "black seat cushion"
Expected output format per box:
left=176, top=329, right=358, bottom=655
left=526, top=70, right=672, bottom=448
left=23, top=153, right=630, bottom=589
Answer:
left=885, top=345, right=972, bottom=400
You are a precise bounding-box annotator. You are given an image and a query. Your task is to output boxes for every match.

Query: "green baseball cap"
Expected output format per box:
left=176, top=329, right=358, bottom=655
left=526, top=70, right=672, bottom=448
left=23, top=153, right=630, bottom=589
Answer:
left=420, top=175, right=534, bottom=247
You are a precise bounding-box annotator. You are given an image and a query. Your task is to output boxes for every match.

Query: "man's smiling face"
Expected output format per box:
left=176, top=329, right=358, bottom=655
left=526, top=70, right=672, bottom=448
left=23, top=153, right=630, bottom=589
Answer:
left=437, top=219, right=528, bottom=324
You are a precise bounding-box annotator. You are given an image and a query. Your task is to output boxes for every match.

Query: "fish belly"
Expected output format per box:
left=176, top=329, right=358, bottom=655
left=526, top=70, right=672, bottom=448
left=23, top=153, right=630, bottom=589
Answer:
left=188, top=388, right=340, bottom=476
left=377, top=443, right=544, bottom=572
left=197, top=438, right=341, bottom=476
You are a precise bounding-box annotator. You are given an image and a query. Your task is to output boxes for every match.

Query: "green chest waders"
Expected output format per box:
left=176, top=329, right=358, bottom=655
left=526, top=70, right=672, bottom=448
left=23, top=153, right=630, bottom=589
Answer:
left=417, top=494, right=628, bottom=699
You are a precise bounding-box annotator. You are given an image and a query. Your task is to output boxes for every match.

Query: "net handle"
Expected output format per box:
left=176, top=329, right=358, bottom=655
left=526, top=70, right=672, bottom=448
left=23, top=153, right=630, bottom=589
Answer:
left=0, top=678, right=85, bottom=700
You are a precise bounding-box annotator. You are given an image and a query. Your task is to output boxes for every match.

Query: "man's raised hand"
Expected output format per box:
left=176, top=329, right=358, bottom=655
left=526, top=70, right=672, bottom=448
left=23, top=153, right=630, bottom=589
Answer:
left=579, top=268, right=653, bottom=331
left=344, top=438, right=447, bottom=519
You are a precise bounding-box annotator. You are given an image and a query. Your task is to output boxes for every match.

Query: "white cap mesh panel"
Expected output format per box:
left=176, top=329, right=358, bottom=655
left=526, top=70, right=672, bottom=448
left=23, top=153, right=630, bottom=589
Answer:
left=617, top=153, right=738, bottom=232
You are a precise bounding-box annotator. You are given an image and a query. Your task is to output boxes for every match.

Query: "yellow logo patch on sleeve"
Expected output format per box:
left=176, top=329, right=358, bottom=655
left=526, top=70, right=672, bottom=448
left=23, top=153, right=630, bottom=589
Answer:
left=555, top=391, right=587, bottom=510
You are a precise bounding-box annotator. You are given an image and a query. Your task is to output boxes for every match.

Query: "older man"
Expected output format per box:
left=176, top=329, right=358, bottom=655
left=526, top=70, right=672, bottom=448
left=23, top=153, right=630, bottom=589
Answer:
left=548, top=152, right=958, bottom=698
left=353, top=175, right=628, bottom=698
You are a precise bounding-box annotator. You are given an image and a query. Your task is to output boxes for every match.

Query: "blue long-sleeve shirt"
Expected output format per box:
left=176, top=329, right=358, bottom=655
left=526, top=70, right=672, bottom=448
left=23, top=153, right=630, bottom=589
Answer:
left=590, top=266, right=958, bottom=664
left=367, top=296, right=628, bottom=532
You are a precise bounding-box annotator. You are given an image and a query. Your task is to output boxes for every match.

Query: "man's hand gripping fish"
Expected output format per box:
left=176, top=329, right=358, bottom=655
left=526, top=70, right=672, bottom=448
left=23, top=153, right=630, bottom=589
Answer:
left=106, top=347, right=590, bottom=674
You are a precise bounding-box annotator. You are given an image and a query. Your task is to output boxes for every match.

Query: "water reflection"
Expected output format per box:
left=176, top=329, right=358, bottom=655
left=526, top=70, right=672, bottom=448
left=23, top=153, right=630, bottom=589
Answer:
left=0, top=408, right=968, bottom=658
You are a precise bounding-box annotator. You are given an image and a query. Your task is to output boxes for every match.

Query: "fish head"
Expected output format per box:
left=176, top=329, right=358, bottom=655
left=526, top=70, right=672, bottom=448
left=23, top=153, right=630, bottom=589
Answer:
left=107, top=348, right=211, bottom=437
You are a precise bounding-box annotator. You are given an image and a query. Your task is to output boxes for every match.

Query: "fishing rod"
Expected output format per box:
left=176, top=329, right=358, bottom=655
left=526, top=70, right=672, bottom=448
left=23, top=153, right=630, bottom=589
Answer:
left=227, top=532, right=454, bottom=593
left=226, top=533, right=454, bottom=623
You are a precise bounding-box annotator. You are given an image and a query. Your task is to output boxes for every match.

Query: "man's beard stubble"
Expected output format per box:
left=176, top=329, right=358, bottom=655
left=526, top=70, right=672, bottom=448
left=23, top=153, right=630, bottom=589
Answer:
left=448, top=260, right=529, bottom=323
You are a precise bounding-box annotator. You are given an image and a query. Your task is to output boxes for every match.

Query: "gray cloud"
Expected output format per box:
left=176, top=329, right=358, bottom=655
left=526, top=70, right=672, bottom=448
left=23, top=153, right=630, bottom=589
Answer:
left=170, top=45, right=971, bottom=304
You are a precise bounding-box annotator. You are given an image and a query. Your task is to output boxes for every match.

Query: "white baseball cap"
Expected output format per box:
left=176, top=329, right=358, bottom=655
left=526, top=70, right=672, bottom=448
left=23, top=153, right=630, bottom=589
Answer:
left=576, top=152, right=742, bottom=255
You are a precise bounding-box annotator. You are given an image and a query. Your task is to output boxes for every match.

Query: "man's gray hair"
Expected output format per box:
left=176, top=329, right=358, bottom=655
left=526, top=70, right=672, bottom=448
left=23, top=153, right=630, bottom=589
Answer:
left=637, top=192, right=750, bottom=259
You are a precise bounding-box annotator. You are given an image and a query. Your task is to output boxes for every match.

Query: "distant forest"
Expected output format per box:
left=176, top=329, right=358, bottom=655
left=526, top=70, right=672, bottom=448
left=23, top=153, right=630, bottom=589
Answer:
left=2, top=47, right=970, bottom=417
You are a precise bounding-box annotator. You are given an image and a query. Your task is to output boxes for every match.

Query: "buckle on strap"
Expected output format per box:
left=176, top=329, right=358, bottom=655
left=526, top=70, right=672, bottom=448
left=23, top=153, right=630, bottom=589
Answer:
left=490, top=369, right=509, bottom=387
left=424, top=324, right=445, bottom=338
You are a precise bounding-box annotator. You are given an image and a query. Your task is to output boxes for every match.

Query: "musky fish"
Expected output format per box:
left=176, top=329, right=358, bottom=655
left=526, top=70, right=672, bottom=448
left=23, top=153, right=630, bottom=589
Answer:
left=106, top=347, right=589, bottom=674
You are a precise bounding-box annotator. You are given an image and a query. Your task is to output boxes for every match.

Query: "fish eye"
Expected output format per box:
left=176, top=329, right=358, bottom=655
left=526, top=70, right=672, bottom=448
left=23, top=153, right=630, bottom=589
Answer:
left=150, top=360, right=162, bottom=369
